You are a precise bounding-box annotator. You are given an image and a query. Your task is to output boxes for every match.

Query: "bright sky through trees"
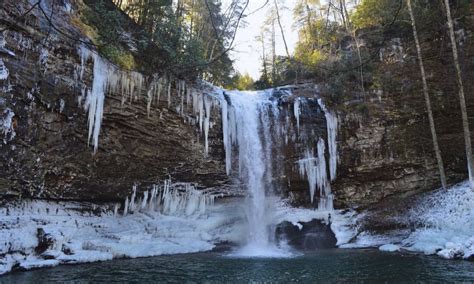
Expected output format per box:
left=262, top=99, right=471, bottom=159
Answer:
left=223, top=0, right=298, bottom=79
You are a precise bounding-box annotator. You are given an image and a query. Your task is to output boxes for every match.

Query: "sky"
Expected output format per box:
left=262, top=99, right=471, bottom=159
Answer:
left=222, top=0, right=299, bottom=79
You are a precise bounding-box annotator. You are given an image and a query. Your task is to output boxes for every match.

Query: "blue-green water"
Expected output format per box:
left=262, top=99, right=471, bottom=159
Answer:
left=2, top=250, right=474, bottom=283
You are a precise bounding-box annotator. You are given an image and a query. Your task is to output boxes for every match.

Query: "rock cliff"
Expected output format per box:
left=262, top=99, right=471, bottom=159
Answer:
left=1, top=0, right=474, bottom=214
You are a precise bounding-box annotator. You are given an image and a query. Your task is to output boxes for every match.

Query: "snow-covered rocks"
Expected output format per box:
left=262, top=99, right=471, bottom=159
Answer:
left=0, top=198, right=245, bottom=275
left=343, top=181, right=474, bottom=261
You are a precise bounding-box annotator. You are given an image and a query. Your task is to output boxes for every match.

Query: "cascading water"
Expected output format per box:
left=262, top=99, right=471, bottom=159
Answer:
left=221, top=88, right=338, bottom=257
left=222, top=90, right=289, bottom=257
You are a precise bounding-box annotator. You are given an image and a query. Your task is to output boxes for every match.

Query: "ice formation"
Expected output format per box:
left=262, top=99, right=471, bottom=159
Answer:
left=167, top=81, right=171, bottom=107
left=189, top=90, right=217, bottom=155
left=0, top=32, right=15, bottom=57
left=146, top=75, right=166, bottom=116
left=317, top=98, right=338, bottom=180
left=341, top=181, right=474, bottom=261
left=297, top=139, right=333, bottom=210
left=288, top=96, right=337, bottom=210
left=1, top=108, right=15, bottom=144
left=85, top=54, right=107, bottom=153
left=76, top=46, right=221, bottom=156
left=402, top=181, right=474, bottom=259
left=293, top=98, right=301, bottom=133
left=122, top=180, right=215, bottom=217
left=59, top=99, right=65, bottom=113
left=77, top=46, right=144, bottom=153
left=0, top=197, right=246, bottom=275
left=0, top=59, right=9, bottom=80
left=0, top=33, right=5, bottom=48
left=379, top=244, right=400, bottom=252
left=203, top=96, right=212, bottom=154
left=77, top=44, right=91, bottom=82
left=39, top=47, right=49, bottom=66
left=221, top=101, right=231, bottom=175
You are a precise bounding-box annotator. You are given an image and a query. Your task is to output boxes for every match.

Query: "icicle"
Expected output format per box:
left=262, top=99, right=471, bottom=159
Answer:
left=317, top=98, right=338, bottom=181
left=123, top=197, right=129, bottom=216
left=294, top=98, right=301, bottom=134
left=87, top=54, right=107, bottom=153
left=77, top=45, right=91, bottom=82
left=146, top=81, right=153, bottom=116
left=141, top=190, right=148, bottom=210
left=222, top=100, right=231, bottom=175
left=129, top=185, right=137, bottom=213
left=298, top=149, right=317, bottom=203
left=143, top=180, right=213, bottom=216
left=203, top=95, right=211, bottom=155
left=315, top=138, right=332, bottom=210
left=1, top=108, right=16, bottom=143
left=78, top=46, right=146, bottom=152
left=156, top=77, right=163, bottom=106
left=297, top=138, right=332, bottom=209
left=148, top=185, right=157, bottom=212
left=167, top=80, right=171, bottom=107
left=113, top=203, right=119, bottom=217
left=186, top=88, right=191, bottom=112
left=0, top=59, right=9, bottom=80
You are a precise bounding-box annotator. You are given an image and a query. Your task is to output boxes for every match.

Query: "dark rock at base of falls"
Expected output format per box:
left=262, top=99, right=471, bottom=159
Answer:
left=35, top=228, right=55, bottom=255
left=275, top=219, right=337, bottom=250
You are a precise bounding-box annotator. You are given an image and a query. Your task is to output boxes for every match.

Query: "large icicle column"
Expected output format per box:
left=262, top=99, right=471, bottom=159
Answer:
left=294, top=97, right=338, bottom=211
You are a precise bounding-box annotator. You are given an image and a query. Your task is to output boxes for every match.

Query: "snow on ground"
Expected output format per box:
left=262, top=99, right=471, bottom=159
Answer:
left=0, top=199, right=245, bottom=275
left=1, top=181, right=472, bottom=275
left=348, top=181, right=474, bottom=260
left=402, top=181, right=474, bottom=260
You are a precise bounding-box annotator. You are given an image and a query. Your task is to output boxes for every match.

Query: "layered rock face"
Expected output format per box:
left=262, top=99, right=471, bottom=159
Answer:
left=284, top=15, right=474, bottom=209
left=1, top=0, right=473, bottom=212
left=0, top=0, right=228, bottom=202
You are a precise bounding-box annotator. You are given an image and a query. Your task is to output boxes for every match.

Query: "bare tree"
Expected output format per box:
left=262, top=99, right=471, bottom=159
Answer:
left=337, top=0, right=365, bottom=96
left=443, top=0, right=474, bottom=189
left=273, top=0, right=290, bottom=58
left=256, top=31, right=269, bottom=81
left=407, top=0, right=447, bottom=189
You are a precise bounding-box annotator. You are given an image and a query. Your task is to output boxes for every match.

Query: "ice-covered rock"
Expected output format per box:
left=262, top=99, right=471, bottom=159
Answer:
left=379, top=244, right=400, bottom=252
left=0, top=197, right=245, bottom=275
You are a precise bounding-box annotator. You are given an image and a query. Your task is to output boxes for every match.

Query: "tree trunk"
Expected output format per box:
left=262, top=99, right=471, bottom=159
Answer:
left=407, top=0, right=447, bottom=189
left=340, top=0, right=365, bottom=97
left=443, top=0, right=474, bottom=189
left=261, top=33, right=268, bottom=81
left=273, top=0, right=290, bottom=58
left=338, top=0, right=348, bottom=30
left=271, top=19, right=276, bottom=85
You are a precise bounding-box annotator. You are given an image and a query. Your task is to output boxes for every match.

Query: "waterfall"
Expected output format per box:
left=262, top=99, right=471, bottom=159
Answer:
left=221, top=89, right=339, bottom=256
left=222, top=90, right=286, bottom=256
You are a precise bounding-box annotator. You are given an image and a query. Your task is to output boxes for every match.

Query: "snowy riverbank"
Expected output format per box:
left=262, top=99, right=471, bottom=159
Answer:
left=0, top=195, right=356, bottom=275
left=1, top=181, right=473, bottom=275
left=0, top=198, right=246, bottom=275
left=346, top=181, right=474, bottom=261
